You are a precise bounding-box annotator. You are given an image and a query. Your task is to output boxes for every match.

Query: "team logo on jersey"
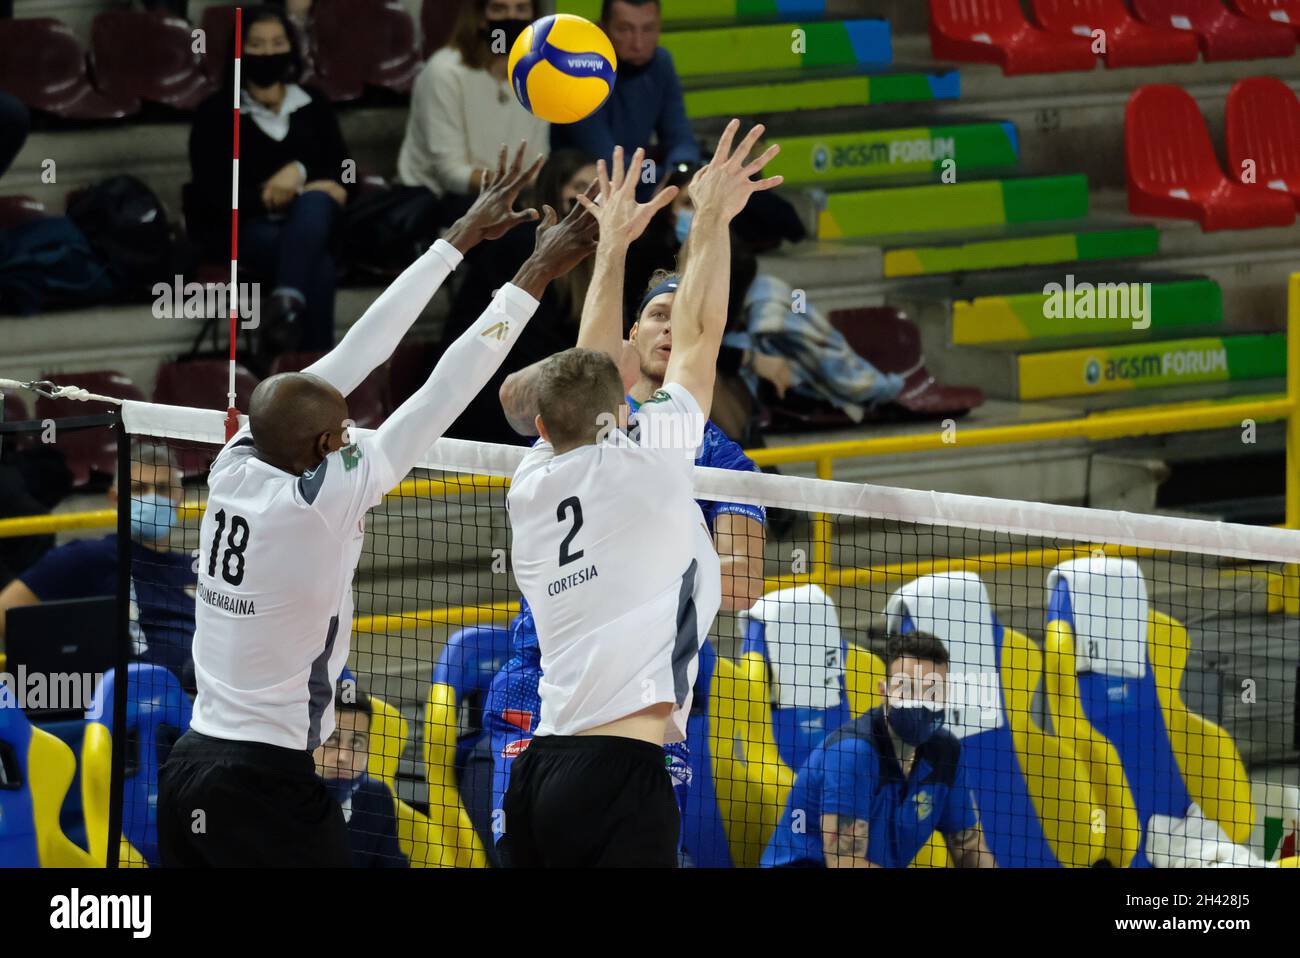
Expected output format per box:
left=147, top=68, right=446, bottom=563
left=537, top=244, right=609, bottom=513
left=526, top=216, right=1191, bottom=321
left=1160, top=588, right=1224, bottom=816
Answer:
left=502, top=708, right=533, bottom=732
left=665, top=751, right=693, bottom=788
left=341, top=444, right=363, bottom=471
left=480, top=320, right=512, bottom=352
left=645, top=389, right=673, bottom=405
left=502, top=738, right=532, bottom=758
left=914, top=789, right=933, bottom=822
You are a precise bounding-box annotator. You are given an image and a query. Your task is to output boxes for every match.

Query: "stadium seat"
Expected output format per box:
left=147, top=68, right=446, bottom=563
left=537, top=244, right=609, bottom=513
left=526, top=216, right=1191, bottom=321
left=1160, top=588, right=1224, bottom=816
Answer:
left=422, top=627, right=512, bottom=868
left=88, top=664, right=193, bottom=867
left=3, top=388, right=28, bottom=423
left=830, top=307, right=986, bottom=419
left=0, top=690, right=41, bottom=866
left=198, top=4, right=237, bottom=84
left=0, top=18, right=137, bottom=120
left=152, top=360, right=260, bottom=478
left=928, top=0, right=1098, bottom=74
left=19, top=701, right=97, bottom=867
left=0, top=196, right=47, bottom=229
left=270, top=352, right=389, bottom=429
left=1125, top=84, right=1296, bottom=231
left=887, top=573, right=1103, bottom=867
left=90, top=10, right=217, bottom=111
left=1132, top=0, right=1296, bottom=59
left=1226, top=76, right=1300, bottom=210
left=739, top=584, right=851, bottom=773
left=387, top=341, right=436, bottom=408
left=422, top=0, right=466, bottom=57
left=1233, top=0, right=1300, bottom=36
left=35, top=370, right=145, bottom=488
left=1031, top=0, right=1201, bottom=66
left=1044, top=556, right=1254, bottom=866
left=312, top=0, right=422, bottom=101
left=81, top=721, right=148, bottom=866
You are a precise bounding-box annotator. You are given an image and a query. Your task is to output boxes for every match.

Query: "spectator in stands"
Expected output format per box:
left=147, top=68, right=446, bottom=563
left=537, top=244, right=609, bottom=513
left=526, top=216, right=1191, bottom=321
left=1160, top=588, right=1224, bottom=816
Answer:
left=438, top=148, right=601, bottom=445
left=269, top=0, right=318, bottom=78
left=0, top=442, right=197, bottom=681
left=761, top=631, right=995, bottom=869
left=139, top=0, right=188, bottom=15
left=0, top=439, right=73, bottom=592
left=396, top=0, right=549, bottom=226
left=313, top=683, right=408, bottom=868
left=189, top=4, right=351, bottom=368
left=553, top=0, right=701, bottom=200
left=0, top=90, right=29, bottom=180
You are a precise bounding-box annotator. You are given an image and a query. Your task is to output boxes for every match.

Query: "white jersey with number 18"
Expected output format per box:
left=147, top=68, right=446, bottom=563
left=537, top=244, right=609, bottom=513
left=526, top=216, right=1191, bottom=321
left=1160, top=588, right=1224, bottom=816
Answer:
left=507, top=381, right=722, bottom=745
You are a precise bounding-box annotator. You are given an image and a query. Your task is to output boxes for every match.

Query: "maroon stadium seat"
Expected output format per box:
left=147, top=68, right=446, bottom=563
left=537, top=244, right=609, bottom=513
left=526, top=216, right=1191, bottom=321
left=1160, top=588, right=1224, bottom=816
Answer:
left=0, top=196, right=47, bottom=229
left=0, top=18, right=137, bottom=120
left=35, top=371, right=146, bottom=487
left=1132, top=0, right=1296, bottom=60
left=199, top=4, right=237, bottom=84
left=387, top=340, right=437, bottom=408
left=270, top=352, right=390, bottom=429
left=830, top=308, right=986, bottom=419
left=1126, top=84, right=1296, bottom=230
left=3, top=389, right=29, bottom=423
left=422, top=0, right=466, bottom=57
left=928, top=0, right=1098, bottom=74
left=90, top=9, right=217, bottom=111
left=312, top=0, right=422, bottom=101
left=153, top=359, right=260, bottom=477
left=1226, top=76, right=1300, bottom=210
left=1032, top=0, right=1202, bottom=66
left=1232, top=0, right=1300, bottom=36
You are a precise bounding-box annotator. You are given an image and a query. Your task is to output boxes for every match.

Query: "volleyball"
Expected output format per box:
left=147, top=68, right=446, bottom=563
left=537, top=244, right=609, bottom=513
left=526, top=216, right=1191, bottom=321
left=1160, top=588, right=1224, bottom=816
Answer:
left=508, top=14, right=617, bottom=125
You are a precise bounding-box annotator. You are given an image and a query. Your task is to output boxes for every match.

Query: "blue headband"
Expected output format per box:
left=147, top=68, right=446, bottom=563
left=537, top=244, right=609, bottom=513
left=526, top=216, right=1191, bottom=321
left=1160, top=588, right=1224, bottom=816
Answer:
left=637, top=276, right=679, bottom=319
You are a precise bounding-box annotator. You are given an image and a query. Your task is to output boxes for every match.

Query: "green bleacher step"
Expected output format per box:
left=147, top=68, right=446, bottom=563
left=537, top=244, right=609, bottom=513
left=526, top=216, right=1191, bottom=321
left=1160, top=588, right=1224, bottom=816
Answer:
left=561, top=0, right=853, bottom=27
left=952, top=278, right=1223, bottom=346
left=660, top=19, right=892, bottom=80
left=767, top=121, right=1016, bottom=187
left=818, top=175, right=1089, bottom=240
left=1007, top=334, right=1286, bottom=401
left=882, top=223, right=1159, bottom=277
left=685, top=69, right=960, bottom=119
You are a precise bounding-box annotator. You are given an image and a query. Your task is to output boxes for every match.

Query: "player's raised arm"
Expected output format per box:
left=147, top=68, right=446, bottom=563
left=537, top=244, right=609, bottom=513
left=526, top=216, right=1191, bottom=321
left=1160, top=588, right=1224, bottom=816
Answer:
left=574, top=146, right=679, bottom=361
left=662, top=120, right=781, bottom=420
left=304, top=141, right=545, bottom=397
left=372, top=196, right=600, bottom=479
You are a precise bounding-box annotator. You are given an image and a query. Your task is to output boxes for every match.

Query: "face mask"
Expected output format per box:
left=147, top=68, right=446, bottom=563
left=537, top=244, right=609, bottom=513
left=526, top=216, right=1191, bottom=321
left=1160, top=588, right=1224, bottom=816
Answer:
left=130, top=494, right=177, bottom=544
left=244, top=51, right=292, bottom=88
left=481, top=18, right=531, bottom=52
left=323, top=773, right=363, bottom=805
left=674, top=208, right=694, bottom=245
left=885, top=699, right=945, bottom=747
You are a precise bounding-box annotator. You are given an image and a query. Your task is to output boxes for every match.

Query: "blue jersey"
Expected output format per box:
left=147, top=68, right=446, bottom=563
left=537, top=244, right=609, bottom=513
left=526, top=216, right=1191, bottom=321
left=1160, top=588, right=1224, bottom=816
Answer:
left=761, top=708, right=978, bottom=868
left=486, top=408, right=762, bottom=858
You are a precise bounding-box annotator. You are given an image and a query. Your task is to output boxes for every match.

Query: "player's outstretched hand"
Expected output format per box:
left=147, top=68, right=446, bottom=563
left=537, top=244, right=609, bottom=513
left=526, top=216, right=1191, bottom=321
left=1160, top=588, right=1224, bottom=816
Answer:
left=575, top=146, right=679, bottom=251
left=445, top=140, right=546, bottom=254
left=688, top=119, right=783, bottom=225
left=511, top=184, right=601, bottom=299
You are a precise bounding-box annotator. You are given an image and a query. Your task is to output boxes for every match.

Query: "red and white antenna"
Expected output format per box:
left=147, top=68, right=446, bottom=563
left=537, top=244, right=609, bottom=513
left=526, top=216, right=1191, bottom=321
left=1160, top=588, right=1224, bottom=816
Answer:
left=224, top=5, right=244, bottom=441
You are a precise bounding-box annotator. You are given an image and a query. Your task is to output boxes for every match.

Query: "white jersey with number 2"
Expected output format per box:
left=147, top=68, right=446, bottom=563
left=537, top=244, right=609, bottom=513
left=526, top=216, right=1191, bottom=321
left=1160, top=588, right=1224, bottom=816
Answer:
left=507, top=381, right=723, bottom=745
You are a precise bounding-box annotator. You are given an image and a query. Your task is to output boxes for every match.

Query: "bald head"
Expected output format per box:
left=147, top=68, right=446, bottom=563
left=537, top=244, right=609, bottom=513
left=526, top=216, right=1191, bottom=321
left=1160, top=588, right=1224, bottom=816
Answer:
left=249, top=372, right=349, bottom=475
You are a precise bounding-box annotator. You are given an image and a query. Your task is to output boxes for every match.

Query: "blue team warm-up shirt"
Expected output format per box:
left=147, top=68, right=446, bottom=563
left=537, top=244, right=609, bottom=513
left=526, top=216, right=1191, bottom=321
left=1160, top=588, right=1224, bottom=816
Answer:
left=17, top=534, right=198, bottom=676
left=761, top=708, right=978, bottom=868
left=485, top=406, right=765, bottom=840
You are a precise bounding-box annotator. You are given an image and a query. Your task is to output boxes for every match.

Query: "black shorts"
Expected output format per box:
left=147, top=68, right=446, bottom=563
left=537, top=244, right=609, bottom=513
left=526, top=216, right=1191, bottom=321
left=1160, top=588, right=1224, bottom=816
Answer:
left=157, top=730, right=351, bottom=868
left=501, top=734, right=679, bottom=868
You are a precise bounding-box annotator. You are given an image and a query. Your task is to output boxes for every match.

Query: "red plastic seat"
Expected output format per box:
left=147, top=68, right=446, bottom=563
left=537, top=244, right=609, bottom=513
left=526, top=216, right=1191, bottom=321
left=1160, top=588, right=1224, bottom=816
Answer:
left=313, top=0, right=422, bottom=101
left=270, top=352, right=390, bottom=429
left=1226, top=76, right=1300, bottom=209
left=1232, top=0, right=1300, bottom=36
left=422, top=0, right=466, bottom=57
left=1132, top=0, right=1296, bottom=60
left=35, top=371, right=145, bottom=487
left=0, top=196, right=46, bottom=229
left=3, top=389, right=29, bottom=423
left=0, top=18, right=136, bottom=120
left=153, top=359, right=260, bottom=477
left=928, top=0, right=1098, bottom=74
left=198, top=4, right=237, bottom=84
left=1032, top=0, right=1201, bottom=66
left=90, top=10, right=216, bottom=111
left=1125, top=84, right=1296, bottom=231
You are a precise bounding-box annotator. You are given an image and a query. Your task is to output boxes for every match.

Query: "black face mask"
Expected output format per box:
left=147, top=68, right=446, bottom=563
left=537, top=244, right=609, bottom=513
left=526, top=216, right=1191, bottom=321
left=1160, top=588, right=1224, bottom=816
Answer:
left=480, top=17, right=531, bottom=53
left=244, top=51, right=292, bottom=88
